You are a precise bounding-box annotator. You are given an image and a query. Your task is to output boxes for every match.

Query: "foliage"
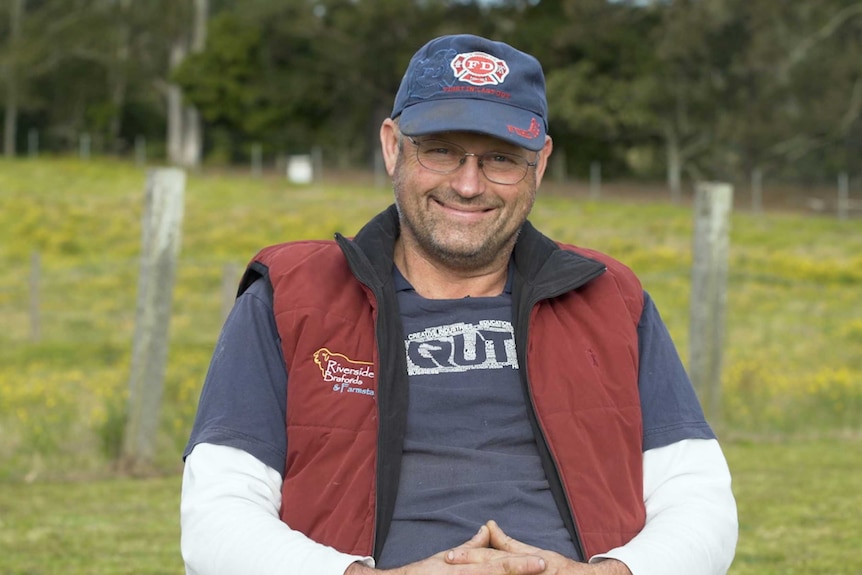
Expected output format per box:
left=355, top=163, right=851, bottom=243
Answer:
left=173, top=13, right=266, bottom=138
left=706, top=0, right=862, bottom=180
left=531, top=2, right=660, bottom=135
left=3, top=1, right=862, bottom=184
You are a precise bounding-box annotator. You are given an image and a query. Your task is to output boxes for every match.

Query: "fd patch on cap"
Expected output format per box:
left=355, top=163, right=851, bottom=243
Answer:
left=451, top=51, right=509, bottom=86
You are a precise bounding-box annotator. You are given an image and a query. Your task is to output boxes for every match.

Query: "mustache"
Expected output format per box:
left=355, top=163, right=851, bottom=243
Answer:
left=429, top=189, right=503, bottom=210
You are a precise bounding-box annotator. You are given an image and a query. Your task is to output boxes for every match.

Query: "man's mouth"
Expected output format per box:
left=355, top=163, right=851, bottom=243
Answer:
left=432, top=197, right=496, bottom=216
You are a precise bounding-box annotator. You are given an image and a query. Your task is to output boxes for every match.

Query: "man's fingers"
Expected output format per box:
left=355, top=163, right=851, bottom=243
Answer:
left=445, top=547, right=546, bottom=573
left=464, top=524, right=490, bottom=548
left=485, top=520, right=539, bottom=554
left=444, top=522, right=547, bottom=575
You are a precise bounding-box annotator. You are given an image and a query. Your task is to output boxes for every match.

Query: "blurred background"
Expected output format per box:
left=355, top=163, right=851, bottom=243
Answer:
left=3, top=0, right=862, bottom=196
left=1, top=1, right=860, bottom=574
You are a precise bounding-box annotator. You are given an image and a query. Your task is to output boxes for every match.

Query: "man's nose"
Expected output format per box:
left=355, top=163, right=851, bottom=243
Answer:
left=450, top=154, right=485, bottom=198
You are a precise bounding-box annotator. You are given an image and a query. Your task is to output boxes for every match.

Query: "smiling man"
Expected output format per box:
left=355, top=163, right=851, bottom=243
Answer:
left=181, top=34, right=738, bottom=575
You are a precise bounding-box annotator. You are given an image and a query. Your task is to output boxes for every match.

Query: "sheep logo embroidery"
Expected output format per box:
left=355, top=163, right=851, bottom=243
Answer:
left=313, top=348, right=375, bottom=396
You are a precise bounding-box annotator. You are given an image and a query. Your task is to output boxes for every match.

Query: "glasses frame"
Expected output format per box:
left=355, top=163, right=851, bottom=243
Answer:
left=406, top=136, right=538, bottom=185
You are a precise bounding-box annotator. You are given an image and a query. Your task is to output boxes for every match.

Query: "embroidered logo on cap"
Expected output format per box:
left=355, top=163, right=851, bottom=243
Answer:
left=507, top=117, right=542, bottom=140
left=451, top=51, right=509, bottom=86
left=313, top=348, right=375, bottom=396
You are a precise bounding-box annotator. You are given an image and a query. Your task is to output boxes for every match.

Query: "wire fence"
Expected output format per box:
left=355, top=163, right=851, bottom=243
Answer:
left=0, top=254, right=242, bottom=347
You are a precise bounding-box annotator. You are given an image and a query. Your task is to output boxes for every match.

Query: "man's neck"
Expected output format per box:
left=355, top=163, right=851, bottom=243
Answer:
left=394, top=242, right=510, bottom=299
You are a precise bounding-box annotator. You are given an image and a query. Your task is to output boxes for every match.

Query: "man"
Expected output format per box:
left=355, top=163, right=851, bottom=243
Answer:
left=181, top=34, right=738, bottom=575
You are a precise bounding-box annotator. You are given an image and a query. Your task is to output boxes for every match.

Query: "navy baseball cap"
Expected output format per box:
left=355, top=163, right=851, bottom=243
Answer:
left=391, top=34, right=548, bottom=151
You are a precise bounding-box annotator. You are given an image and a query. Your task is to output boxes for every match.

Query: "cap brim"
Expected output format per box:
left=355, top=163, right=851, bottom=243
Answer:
left=398, top=99, right=546, bottom=152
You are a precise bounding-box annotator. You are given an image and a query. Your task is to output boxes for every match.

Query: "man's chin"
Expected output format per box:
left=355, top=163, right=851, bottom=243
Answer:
left=426, top=239, right=498, bottom=270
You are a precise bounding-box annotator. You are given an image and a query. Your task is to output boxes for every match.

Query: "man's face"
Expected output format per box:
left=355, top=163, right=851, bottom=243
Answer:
left=391, top=130, right=547, bottom=272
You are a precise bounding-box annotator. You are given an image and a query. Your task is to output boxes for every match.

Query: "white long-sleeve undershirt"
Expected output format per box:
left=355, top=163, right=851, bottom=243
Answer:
left=589, top=438, right=738, bottom=574
left=181, top=439, right=737, bottom=575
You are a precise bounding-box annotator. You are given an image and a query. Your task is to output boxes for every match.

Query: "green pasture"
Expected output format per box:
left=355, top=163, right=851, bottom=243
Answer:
left=0, top=158, right=860, bottom=571
left=0, top=439, right=859, bottom=574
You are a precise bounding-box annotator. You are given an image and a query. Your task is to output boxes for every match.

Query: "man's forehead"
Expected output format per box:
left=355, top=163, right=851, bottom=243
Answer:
left=419, top=131, right=526, bottom=152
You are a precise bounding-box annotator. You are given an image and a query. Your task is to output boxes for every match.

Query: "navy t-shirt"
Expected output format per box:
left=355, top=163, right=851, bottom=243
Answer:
left=184, top=266, right=714, bottom=566
left=377, top=269, right=580, bottom=566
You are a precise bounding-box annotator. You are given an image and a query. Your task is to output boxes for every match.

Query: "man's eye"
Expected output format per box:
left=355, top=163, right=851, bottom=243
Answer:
left=487, top=153, right=518, bottom=165
left=423, top=143, right=456, bottom=156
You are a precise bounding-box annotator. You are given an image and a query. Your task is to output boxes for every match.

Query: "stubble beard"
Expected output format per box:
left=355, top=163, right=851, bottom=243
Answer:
left=392, top=156, right=536, bottom=272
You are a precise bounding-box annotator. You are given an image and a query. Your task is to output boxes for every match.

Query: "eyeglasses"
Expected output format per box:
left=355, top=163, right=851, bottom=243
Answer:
left=406, top=136, right=538, bottom=185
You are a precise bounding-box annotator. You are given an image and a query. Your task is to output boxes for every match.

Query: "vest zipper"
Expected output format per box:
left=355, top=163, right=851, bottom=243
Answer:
left=516, top=264, right=606, bottom=561
left=336, top=232, right=408, bottom=561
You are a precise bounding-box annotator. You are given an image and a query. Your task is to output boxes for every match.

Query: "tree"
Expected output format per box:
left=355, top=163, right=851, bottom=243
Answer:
left=175, top=0, right=467, bottom=165
left=2, top=0, right=24, bottom=157
left=649, top=0, right=732, bottom=197
left=512, top=0, right=660, bottom=178
left=164, top=0, right=208, bottom=168
left=711, top=0, right=862, bottom=182
left=2, top=0, right=860, bottom=182
left=173, top=0, right=325, bottom=160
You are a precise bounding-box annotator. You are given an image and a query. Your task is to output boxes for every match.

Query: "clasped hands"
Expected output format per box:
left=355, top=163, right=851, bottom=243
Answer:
left=351, top=520, right=631, bottom=575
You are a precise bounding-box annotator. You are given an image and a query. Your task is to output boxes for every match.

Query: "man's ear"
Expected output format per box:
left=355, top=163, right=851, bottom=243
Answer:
left=533, top=135, right=554, bottom=188
left=380, top=118, right=400, bottom=176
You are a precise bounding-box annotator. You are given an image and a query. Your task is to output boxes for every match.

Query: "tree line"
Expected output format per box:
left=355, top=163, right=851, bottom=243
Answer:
left=2, top=0, right=862, bottom=192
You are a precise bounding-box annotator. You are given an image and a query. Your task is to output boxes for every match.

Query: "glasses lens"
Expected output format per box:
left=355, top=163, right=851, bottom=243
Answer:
left=415, top=140, right=463, bottom=173
left=413, top=138, right=530, bottom=185
left=480, top=152, right=529, bottom=185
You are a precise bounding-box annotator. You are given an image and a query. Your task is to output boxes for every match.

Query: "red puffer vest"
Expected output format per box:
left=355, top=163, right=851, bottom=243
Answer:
left=240, top=205, right=646, bottom=561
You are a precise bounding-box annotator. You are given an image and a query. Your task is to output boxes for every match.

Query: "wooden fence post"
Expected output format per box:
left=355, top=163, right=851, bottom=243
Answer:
left=751, top=167, right=763, bottom=214
left=122, top=168, right=186, bottom=471
left=552, top=148, right=567, bottom=183
left=251, top=143, right=262, bottom=178
left=311, top=146, right=323, bottom=183
left=222, top=261, right=240, bottom=322
left=689, top=182, right=733, bottom=424
left=79, top=133, right=91, bottom=160
left=373, top=148, right=387, bottom=189
left=590, top=161, right=602, bottom=200
left=135, top=135, right=147, bottom=167
left=838, top=172, right=849, bottom=221
left=29, top=251, right=41, bottom=342
left=28, top=129, right=38, bottom=158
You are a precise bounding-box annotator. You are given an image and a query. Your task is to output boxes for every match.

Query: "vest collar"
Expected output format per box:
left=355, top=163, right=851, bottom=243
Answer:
left=513, top=220, right=607, bottom=301
left=336, top=204, right=400, bottom=291
left=341, top=204, right=606, bottom=298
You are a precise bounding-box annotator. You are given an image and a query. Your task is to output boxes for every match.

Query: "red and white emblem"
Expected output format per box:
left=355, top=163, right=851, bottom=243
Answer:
left=451, top=51, right=509, bottom=86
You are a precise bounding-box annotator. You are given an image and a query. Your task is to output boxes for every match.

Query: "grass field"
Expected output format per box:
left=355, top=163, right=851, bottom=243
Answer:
left=1, top=439, right=859, bottom=574
left=1, top=157, right=860, bottom=572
